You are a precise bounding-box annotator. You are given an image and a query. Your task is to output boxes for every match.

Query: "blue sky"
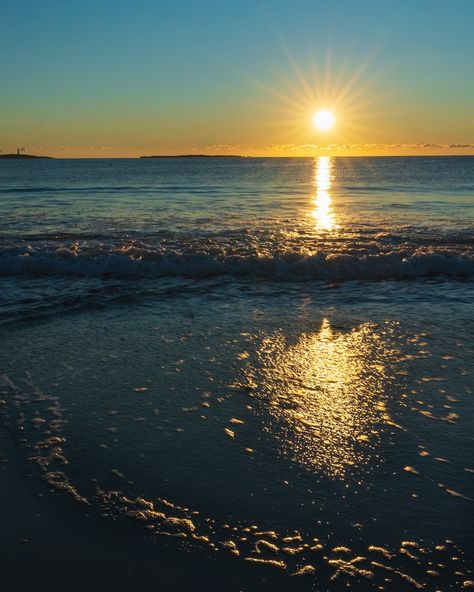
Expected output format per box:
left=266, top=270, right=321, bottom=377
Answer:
left=1, top=0, right=473, bottom=156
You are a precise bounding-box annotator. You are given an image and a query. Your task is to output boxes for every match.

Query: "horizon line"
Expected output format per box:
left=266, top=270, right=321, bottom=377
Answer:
left=2, top=153, right=474, bottom=160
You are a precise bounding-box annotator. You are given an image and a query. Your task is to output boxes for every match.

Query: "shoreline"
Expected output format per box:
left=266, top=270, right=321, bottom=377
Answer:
left=0, top=425, right=309, bottom=592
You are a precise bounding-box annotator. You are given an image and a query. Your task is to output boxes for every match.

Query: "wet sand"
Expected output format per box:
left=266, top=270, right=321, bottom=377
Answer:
left=0, top=427, right=314, bottom=592
left=1, top=301, right=473, bottom=591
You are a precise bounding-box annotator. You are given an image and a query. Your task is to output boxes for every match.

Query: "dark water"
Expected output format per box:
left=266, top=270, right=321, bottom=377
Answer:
left=1, top=157, right=473, bottom=590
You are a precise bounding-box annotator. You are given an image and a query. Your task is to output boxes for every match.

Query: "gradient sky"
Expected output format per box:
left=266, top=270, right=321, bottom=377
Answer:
left=1, top=0, right=473, bottom=157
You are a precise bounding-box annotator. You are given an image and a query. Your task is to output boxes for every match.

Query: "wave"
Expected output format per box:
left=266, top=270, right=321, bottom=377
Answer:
left=1, top=246, right=473, bottom=281
left=0, top=185, right=227, bottom=195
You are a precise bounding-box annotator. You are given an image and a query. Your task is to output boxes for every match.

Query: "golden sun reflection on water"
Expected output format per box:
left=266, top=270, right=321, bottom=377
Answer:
left=248, top=320, right=399, bottom=477
left=312, top=156, right=337, bottom=231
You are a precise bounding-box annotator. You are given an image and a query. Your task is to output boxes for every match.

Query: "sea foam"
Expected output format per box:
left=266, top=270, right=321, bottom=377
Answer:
left=1, top=245, right=473, bottom=281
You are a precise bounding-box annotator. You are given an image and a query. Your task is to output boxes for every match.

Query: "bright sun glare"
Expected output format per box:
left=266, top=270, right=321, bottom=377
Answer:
left=313, top=110, right=335, bottom=131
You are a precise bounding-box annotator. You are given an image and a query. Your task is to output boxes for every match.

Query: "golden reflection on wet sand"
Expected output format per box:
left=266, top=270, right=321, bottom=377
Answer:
left=312, top=156, right=337, bottom=231
left=248, top=320, right=398, bottom=477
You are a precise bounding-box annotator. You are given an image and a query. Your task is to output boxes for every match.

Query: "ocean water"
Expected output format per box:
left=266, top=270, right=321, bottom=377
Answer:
left=1, top=156, right=473, bottom=590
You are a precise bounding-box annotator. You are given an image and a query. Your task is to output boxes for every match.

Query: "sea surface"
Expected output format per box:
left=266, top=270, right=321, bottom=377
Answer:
left=1, top=156, right=473, bottom=590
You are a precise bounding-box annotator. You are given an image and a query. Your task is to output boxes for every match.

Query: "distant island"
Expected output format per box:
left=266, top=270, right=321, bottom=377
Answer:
left=140, top=154, right=244, bottom=159
left=0, top=153, right=53, bottom=159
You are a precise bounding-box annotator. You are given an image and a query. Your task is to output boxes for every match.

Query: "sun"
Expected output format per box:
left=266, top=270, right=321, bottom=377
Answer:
left=313, top=110, right=335, bottom=131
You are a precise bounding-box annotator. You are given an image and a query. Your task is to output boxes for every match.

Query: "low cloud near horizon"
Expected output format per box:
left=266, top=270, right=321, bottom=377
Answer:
left=1, top=143, right=473, bottom=157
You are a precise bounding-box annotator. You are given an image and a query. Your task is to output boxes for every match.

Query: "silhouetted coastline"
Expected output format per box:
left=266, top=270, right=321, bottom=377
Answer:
left=0, top=153, right=53, bottom=159
left=139, top=154, right=244, bottom=159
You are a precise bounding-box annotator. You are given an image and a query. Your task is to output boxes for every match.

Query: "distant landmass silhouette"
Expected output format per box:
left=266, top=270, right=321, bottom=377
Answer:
left=140, top=154, right=243, bottom=159
left=0, top=153, right=53, bottom=159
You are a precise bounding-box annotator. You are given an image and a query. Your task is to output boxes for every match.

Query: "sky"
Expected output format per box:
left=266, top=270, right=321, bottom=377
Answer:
left=1, top=0, right=473, bottom=157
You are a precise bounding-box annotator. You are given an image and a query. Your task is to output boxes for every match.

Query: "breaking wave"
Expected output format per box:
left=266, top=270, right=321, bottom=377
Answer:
left=1, top=244, right=473, bottom=281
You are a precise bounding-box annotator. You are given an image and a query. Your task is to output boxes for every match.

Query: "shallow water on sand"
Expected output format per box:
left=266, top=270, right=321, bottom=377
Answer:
left=1, top=287, right=473, bottom=590
left=1, top=157, right=473, bottom=590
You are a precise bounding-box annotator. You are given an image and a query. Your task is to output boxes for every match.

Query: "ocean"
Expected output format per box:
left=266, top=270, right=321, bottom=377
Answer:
left=1, top=156, right=473, bottom=590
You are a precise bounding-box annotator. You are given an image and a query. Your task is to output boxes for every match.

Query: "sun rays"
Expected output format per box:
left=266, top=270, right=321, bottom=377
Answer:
left=248, top=44, right=389, bottom=154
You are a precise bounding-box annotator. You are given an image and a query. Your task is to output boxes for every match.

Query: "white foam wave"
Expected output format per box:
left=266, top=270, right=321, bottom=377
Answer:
left=1, top=247, right=473, bottom=281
